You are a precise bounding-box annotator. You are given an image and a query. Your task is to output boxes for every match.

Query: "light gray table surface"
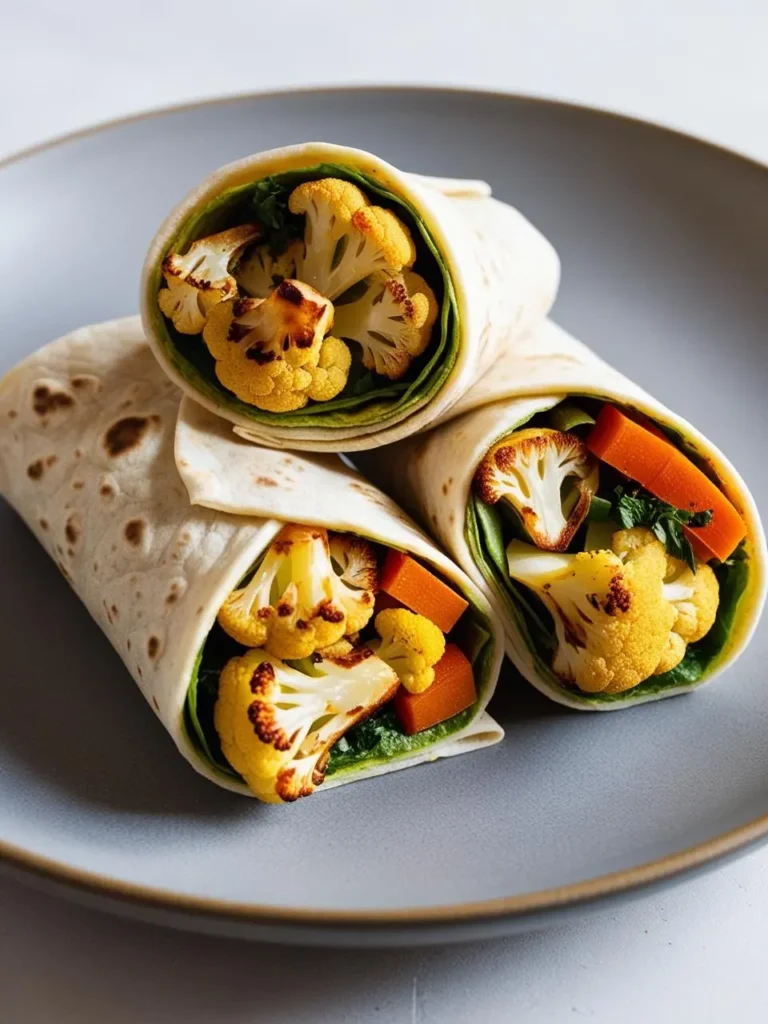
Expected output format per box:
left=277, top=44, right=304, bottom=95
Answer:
left=2, top=2, right=768, bottom=1021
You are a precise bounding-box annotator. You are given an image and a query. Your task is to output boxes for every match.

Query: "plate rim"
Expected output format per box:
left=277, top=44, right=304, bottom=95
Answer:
left=3, top=83, right=768, bottom=934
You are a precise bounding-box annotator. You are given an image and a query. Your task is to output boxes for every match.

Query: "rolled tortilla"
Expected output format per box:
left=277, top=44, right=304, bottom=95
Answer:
left=140, top=143, right=559, bottom=452
left=357, top=319, right=767, bottom=710
left=0, top=316, right=503, bottom=798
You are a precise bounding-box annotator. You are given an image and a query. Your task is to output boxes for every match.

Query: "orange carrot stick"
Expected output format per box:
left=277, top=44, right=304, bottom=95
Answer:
left=379, top=551, right=468, bottom=633
left=587, top=404, right=745, bottom=562
left=394, top=644, right=476, bottom=735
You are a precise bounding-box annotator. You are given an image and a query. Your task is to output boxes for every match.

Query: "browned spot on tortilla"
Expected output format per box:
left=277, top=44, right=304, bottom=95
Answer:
left=110, top=604, right=119, bottom=619
left=100, top=483, right=115, bottom=498
left=256, top=476, right=277, bottom=487
left=441, top=483, right=449, bottom=495
left=72, top=480, right=84, bottom=490
left=152, top=696, right=159, bottom=711
left=67, top=547, right=75, bottom=558
left=56, top=544, right=64, bottom=556
left=135, top=591, right=143, bottom=600
left=119, top=399, right=133, bottom=410
left=197, top=606, right=204, bottom=615
left=7, top=410, right=17, bottom=419
left=180, top=531, right=191, bottom=543
left=39, top=518, right=49, bottom=531
left=126, top=638, right=131, bottom=651
left=93, top=561, right=98, bottom=571
left=137, top=666, right=143, bottom=679
left=74, top=449, right=82, bottom=459
left=449, top=513, right=455, bottom=524
left=32, top=385, right=74, bottom=416
left=27, top=460, right=44, bottom=480
left=124, top=519, right=145, bottom=546
left=65, top=515, right=80, bottom=545
left=147, top=636, right=159, bottom=659
left=431, top=513, right=438, bottom=525
left=57, top=561, right=73, bottom=582
left=104, top=416, right=155, bottom=457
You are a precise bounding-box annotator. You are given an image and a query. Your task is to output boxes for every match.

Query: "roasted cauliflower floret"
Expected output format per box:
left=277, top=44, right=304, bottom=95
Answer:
left=215, top=647, right=399, bottom=802
left=202, top=280, right=338, bottom=411
left=507, top=537, right=675, bottom=694
left=158, top=225, right=260, bottom=334
left=333, top=270, right=439, bottom=380
left=371, top=608, right=446, bottom=694
left=217, top=525, right=349, bottom=659
left=305, top=336, right=352, bottom=403
left=235, top=241, right=301, bottom=299
left=288, top=178, right=416, bottom=300
left=328, top=532, right=378, bottom=633
left=475, top=429, right=599, bottom=552
left=612, top=527, right=720, bottom=675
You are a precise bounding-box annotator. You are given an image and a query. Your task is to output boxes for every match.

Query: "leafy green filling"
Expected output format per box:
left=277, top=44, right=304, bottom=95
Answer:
left=148, top=164, right=458, bottom=429
left=465, top=400, right=752, bottom=706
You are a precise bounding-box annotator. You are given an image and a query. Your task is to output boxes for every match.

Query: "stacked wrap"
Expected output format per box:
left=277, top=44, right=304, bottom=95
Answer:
left=141, top=143, right=559, bottom=452
left=0, top=317, right=503, bottom=796
left=357, top=320, right=767, bottom=710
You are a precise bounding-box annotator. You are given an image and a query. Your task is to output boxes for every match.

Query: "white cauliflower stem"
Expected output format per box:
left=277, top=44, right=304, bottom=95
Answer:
left=333, top=271, right=439, bottom=379
left=475, top=428, right=599, bottom=551
left=288, top=178, right=417, bottom=300
left=215, top=647, right=399, bottom=802
left=235, top=241, right=301, bottom=298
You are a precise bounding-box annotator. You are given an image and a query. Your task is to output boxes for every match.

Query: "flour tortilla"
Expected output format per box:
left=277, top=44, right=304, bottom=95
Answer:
left=141, top=142, right=559, bottom=452
left=356, top=319, right=767, bottom=710
left=0, top=316, right=503, bottom=796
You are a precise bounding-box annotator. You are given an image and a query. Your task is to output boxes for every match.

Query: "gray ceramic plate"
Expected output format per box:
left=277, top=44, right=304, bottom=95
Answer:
left=1, top=87, right=767, bottom=947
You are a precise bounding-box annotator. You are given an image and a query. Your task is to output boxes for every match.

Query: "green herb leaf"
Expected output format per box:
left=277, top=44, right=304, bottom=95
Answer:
left=250, top=177, right=302, bottom=255
left=613, top=486, right=713, bottom=573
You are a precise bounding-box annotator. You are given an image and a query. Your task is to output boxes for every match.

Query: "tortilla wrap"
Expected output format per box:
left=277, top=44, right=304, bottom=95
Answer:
left=141, top=143, right=559, bottom=452
left=356, top=319, right=767, bottom=710
left=0, top=316, right=503, bottom=797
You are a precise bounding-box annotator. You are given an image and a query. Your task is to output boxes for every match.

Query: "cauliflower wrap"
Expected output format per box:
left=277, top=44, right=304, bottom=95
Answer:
left=356, top=319, right=767, bottom=710
left=141, top=143, right=559, bottom=452
left=0, top=317, right=503, bottom=800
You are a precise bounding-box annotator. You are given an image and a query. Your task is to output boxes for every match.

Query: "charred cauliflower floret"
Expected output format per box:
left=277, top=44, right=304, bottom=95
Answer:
left=475, top=429, right=599, bottom=552
left=333, top=270, right=439, bottom=380
left=158, top=225, right=260, bottom=333
left=612, top=527, right=720, bottom=675
left=328, top=532, right=378, bottom=633
left=507, top=537, right=675, bottom=694
left=202, top=280, right=345, bottom=412
left=215, top=647, right=399, bottom=802
left=217, top=525, right=350, bottom=659
left=372, top=608, right=446, bottom=693
left=235, top=241, right=301, bottom=299
left=288, top=178, right=417, bottom=301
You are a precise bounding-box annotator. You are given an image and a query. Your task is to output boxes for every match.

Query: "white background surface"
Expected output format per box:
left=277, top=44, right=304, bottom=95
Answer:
left=2, top=2, right=768, bottom=1021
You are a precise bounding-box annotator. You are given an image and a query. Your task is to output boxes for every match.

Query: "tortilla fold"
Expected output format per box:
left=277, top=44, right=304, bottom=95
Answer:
left=0, top=316, right=503, bottom=796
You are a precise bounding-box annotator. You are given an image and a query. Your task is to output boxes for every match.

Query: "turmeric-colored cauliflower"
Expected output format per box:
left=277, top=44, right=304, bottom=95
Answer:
left=234, top=241, right=301, bottom=299
left=372, top=608, right=446, bottom=694
left=202, top=280, right=345, bottom=412
left=328, top=532, right=378, bottom=633
left=215, top=647, right=399, bottom=802
left=305, top=336, right=352, bottom=403
left=611, top=527, right=720, bottom=675
left=333, top=270, right=439, bottom=380
left=158, top=224, right=260, bottom=333
left=217, top=525, right=349, bottom=659
left=506, top=537, right=675, bottom=694
left=288, top=178, right=416, bottom=301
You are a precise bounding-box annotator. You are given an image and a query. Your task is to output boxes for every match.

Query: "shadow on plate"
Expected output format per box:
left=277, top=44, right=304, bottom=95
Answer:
left=0, top=504, right=250, bottom=821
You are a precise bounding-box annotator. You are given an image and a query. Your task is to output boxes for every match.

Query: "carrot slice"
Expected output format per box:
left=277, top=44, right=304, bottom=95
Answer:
left=379, top=551, right=468, bottom=632
left=394, top=644, right=476, bottom=735
left=587, top=404, right=745, bottom=562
